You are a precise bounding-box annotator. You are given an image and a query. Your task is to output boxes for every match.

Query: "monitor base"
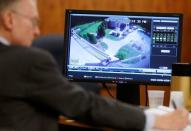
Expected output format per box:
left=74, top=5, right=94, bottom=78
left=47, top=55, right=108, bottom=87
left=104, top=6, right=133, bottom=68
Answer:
left=116, top=83, right=140, bottom=105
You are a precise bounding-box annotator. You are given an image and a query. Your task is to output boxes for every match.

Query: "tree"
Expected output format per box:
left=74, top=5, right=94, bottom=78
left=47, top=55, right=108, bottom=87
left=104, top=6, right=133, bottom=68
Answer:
left=87, top=33, right=97, bottom=44
left=97, top=22, right=106, bottom=39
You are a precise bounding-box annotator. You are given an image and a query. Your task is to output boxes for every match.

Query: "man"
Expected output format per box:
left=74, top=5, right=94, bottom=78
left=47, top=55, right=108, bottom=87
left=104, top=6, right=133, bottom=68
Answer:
left=0, top=0, right=189, bottom=131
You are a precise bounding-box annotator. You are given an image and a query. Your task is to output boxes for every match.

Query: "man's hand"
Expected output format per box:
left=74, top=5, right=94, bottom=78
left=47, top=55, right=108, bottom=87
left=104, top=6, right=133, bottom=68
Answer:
left=154, top=108, right=189, bottom=130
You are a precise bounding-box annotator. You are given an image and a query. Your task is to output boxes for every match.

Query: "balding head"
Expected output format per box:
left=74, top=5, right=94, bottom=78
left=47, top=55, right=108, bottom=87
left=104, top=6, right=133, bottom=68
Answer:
left=0, top=0, right=40, bottom=47
left=0, top=0, right=20, bottom=12
left=0, top=0, right=37, bottom=13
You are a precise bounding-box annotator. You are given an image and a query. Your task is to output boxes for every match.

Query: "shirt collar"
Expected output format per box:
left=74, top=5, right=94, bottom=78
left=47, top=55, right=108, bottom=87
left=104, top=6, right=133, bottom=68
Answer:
left=0, top=36, right=10, bottom=46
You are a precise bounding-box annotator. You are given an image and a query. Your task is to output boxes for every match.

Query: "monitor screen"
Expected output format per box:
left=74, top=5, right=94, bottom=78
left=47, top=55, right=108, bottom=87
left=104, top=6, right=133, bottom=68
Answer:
left=63, top=9, right=183, bottom=85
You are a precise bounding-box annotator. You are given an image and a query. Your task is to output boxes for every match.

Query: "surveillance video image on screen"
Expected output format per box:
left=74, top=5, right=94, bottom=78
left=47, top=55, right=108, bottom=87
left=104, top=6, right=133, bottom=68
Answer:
left=69, top=15, right=151, bottom=68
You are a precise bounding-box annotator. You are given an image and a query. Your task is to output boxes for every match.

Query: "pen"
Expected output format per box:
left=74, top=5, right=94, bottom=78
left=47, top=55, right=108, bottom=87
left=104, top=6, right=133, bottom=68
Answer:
left=172, top=99, right=177, bottom=109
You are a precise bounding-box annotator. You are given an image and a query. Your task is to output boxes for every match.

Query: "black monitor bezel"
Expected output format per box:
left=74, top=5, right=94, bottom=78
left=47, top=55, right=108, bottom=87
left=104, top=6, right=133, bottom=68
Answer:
left=63, top=9, right=183, bottom=86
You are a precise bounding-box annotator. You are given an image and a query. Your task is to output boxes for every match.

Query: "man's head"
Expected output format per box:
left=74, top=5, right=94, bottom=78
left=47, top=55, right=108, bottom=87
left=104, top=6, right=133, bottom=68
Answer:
left=0, top=0, right=40, bottom=47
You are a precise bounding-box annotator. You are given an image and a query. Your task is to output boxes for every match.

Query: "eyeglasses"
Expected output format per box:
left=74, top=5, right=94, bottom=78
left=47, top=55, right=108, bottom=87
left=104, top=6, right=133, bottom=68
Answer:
left=11, top=10, right=40, bottom=28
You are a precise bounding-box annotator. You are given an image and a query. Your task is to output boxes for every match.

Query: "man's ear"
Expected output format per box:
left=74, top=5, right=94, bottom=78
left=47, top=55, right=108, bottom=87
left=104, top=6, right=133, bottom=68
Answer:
left=0, top=10, right=14, bottom=31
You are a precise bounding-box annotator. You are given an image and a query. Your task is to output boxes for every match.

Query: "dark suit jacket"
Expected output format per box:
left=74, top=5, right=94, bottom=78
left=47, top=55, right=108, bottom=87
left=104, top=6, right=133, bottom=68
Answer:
left=0, top=43, right=145, bottom=131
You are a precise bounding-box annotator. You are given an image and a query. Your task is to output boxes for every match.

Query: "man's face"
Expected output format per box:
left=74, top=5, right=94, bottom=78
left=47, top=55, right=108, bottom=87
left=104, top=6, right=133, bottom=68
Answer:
left=11, top=0, right=40, bottom=47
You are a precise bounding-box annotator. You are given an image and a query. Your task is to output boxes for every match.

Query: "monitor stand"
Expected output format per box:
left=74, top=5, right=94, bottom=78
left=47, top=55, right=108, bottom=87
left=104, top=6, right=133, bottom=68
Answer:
left=116, top=83, right=140, bottom=105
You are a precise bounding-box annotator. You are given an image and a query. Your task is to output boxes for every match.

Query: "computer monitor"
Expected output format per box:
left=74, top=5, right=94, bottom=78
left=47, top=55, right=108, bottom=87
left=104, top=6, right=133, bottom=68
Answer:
left=63, top=9, right=183, bottom=104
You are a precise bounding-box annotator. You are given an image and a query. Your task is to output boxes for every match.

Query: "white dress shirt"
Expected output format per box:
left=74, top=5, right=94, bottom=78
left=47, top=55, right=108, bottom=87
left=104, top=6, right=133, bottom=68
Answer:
left=144, top=109, right=156, bottom=131
left=0, top=36, right=10, bottom=46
